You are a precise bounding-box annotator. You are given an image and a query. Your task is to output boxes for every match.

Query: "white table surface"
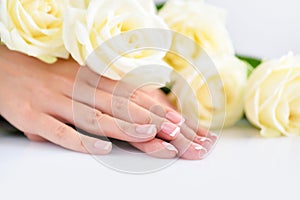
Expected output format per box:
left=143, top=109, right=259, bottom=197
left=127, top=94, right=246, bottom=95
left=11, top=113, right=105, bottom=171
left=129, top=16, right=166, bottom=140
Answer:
left=1, top=119, right=300, bottom=200
left=2, top=1, right=300, bottom=200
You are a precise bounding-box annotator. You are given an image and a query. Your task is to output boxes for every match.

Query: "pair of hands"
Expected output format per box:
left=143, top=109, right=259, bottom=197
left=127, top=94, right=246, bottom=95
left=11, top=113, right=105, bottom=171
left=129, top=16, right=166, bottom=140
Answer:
left=0, top=45, right=217, bottom=160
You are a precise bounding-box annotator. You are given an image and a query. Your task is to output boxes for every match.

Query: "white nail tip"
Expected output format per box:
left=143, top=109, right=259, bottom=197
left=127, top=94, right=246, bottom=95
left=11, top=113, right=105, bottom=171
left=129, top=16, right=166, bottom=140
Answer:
left=177, top=117, right=186, bottom=126
left=194, top=145, right=207, bottom=152
left=104, top=142, right=112, bottom=150
left=197, top=137, right=212, bottom=142
left=147, top=125, right=157, bottom=135
left=136, top=125, right=157, bottom=135
left=94, top=141, right=111, bottom=150
left=163, top=142, right=178, bottom=152
left=170, top=126, right=180, bottom=137
left=199, top=137, right=207, bottom=142
left=210, top=132, right=218, bottom=138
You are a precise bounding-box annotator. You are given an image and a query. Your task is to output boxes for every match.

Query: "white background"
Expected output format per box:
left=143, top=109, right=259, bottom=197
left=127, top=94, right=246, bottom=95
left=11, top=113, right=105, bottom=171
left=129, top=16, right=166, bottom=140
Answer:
left=157, top=0, right=300, bottom=58
left=1, top=0, right=300, bottom=200
left=206, top=0, right=300, bottom=58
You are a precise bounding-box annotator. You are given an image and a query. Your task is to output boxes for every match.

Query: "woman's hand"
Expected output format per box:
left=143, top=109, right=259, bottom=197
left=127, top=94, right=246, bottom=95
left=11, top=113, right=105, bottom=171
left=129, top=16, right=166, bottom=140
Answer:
left=0, top=45, right=181, bottom=153
left=0, top=45, right=217, bottom=159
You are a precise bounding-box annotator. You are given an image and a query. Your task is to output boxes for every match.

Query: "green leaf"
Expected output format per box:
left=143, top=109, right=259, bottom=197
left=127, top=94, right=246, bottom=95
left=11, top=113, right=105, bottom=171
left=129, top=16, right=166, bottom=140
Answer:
left=237, top=55, right=262, bottom=77
left=160, top=86, right=171, bottom=94
left=160, top=81, right=175, bottom=95
left=156, top=3, right=165, bottom=11
left=237, top=55, right=262, bottom=68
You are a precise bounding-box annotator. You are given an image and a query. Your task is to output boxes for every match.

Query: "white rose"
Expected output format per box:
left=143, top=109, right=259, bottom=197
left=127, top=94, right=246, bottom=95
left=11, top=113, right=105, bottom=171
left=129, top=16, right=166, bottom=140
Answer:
left=245, top=53, right=300, bottom=137
left=172, top=56, right=248, bottom=129
left=0, top=0, right=68, bottom=63
left=159, top=0, right=234, bottom=71
left=63, top=0, right=172, bottom=85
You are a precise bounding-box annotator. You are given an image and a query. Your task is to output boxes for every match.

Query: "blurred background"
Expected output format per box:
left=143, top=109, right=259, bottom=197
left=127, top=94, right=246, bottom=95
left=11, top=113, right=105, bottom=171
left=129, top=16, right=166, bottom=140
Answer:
left=155, top=0, right=300, bottom=58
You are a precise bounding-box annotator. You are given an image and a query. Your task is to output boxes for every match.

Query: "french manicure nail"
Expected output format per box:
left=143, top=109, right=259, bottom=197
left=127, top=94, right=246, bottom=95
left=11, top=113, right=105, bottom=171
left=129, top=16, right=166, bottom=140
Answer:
left=94, top=141, right=112, bottom=150
left=161, top=122, right=180, bottom=137
left=177, top=117, right=186, bottom=126
left=166, top=111, right=182, bottom=123
left=209, top=132, right=218, bottom=142
left=195, top=136, right=212, bottom=143
left=136, top=124, right=157, bottom=135
left=162, top=142, right=178, bottom=153
left=195, top=136, right=212, bottom=149
left=193, top=144, right=208, bottom=159
left=193, top=144, right=207, bottom=152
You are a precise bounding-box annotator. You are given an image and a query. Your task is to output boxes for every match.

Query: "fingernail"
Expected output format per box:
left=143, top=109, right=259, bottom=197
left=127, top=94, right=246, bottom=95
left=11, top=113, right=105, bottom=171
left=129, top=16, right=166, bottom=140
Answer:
left=209, top=132, right=218, bottom=142
left=162, top=142, right=178, bottom=153
left=161, top=122, right=180, bottom=137
left=193, top=143, right=207, bottom=153
left=136, top=124, right=157, bottom=135
left=166, top=111, right=182, bottom=123
left=177, top=117, right=186, bottom=126
left=193, top=144, right=208, bottom=159
left=195, top=136, right=211, bottom=143
left=195, top=136, right=212, bottom=149
left=94, top=141, right=112, bottom=150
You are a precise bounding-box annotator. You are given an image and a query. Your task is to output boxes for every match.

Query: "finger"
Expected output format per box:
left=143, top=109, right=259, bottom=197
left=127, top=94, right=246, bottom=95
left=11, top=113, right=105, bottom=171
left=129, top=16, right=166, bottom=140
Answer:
left=128, top=89, right=183, bottom=124
left=24, top=132, right=47, bottom=142
left=33, top=114, right=112, bottom=155
left=179, top=123, right=213, bottom=150
left=102, top=92, right=181, bottom=140
left=49, top=96, right=157, bottom=142
left=183, top=117, right=219, bottom=143
left=170, top=134, right=208, bottom=160
left=80, top=68, right=183, bottom=124
left=72, top=81, right=180, bottom=140
left=104, top=80, right=216, bottom=146
left=130, top=138, right=178, bottom=159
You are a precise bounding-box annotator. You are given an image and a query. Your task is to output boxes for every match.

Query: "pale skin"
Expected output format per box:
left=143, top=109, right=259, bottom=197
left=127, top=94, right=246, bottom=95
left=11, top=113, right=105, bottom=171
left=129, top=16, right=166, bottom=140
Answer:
left=0, top=45, right=217, bottom=160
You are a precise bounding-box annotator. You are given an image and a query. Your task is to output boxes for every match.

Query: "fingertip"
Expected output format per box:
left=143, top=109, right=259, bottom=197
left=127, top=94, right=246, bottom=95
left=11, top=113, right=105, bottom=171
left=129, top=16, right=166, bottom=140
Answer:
left=91, top=140, right=112, bottom=155
left=78, top=134, right=112, bottom=155
left=208, top=132, right=219, bottom=143
left=171, top=135, right=209, bottom=160
left=161, top=142, right=178, bottom=158
left=134, top=124, right=157, bottom=142
left=130, top=139, right=178, bottom=159
left=179, top=145, right=207, bottom=160
left=192, top=143, right=208, bottom=160
left=194, top=136, right=213, bottom=150
left=159, top=122, right=181, bottom=140
left=24, top=133, right=47, bottom=142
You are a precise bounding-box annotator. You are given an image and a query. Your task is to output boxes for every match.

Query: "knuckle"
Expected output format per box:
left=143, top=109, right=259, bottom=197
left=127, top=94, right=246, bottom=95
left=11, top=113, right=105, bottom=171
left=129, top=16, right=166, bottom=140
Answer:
left=130, top=90, right=141, bottom=103
left=92, top=111, right=106, bottom=127
left=139, top=113, right=152, bottom=125
left=53, top=125, right=68, bottom=140
left=112, top=96, right=128, bottom=111
left=118, top=122, right=131, bottom=134
left=130, top=89, right=148, bottom=104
